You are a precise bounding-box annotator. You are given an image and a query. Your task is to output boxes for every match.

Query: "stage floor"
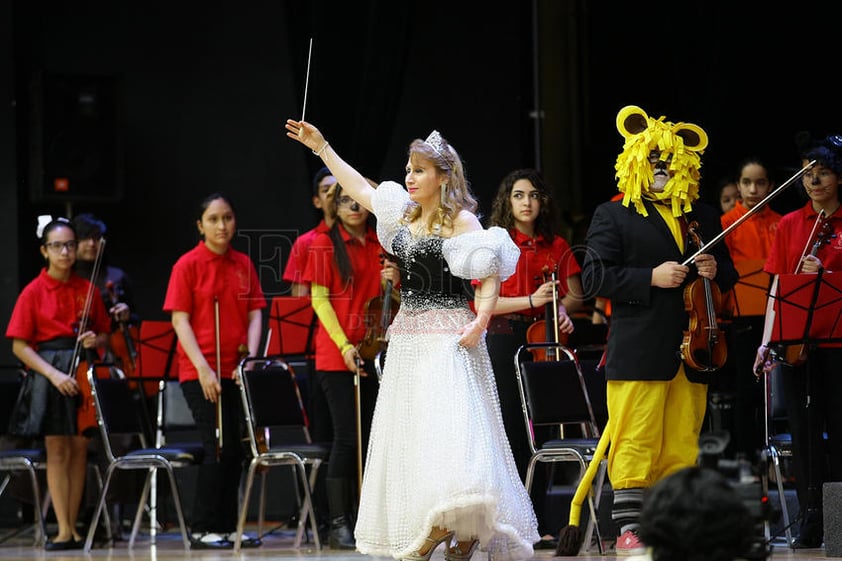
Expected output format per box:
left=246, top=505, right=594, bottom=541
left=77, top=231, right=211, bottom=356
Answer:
left=0, top=524, right=834, bottom=561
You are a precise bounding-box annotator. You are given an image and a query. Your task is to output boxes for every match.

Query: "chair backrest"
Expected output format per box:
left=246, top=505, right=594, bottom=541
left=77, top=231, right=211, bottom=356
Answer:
left=155, top=380, right=198, bottom=446
left=0, top=369, right=26, bottom=438
left=767, top=362, right=787, bottom=422
left=88, top=366, right=148, bottom=462
left=238, top=357, right=311, bottom=454
left=515, top=343, right=600, bottom=440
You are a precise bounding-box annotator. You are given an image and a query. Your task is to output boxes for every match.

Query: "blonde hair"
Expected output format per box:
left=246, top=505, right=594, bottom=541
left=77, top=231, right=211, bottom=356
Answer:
left=402, top=134, right=477, bottom=235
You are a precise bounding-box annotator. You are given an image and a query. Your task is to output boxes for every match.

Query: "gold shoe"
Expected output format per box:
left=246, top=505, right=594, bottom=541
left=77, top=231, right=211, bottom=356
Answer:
left=445, top=538, right=479, bottom=561
left=404, top=528, right=455, bottom=561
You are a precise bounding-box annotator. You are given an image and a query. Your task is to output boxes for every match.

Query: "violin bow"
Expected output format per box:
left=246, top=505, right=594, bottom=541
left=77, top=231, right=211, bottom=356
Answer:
left=214, top=296, right=223, bottom=457
left=795, top=210, right=827, bottom=274
left=682, top=160, right=816, bottom=266
left=73, top=237, right=107, bottom=368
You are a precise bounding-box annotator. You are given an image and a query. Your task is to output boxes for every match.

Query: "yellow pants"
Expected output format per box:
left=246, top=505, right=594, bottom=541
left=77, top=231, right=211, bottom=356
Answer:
left=606, top=364, right=707, bottom=489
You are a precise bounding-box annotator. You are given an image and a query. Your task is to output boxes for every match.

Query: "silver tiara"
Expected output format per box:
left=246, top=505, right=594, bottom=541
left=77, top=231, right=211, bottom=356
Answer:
left=424, top=130, right=446, bottom=159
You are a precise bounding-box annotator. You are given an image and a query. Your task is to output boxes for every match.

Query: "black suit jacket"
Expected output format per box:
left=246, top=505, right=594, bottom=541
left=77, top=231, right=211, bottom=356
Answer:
left=582, top=199, right=737, bottom=382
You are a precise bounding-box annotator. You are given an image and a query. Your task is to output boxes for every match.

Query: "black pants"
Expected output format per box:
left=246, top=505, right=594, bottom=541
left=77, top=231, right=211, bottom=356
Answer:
left=781, top=347, right=842, bottom=515
left=727, top=317, right=766, bottom=459
left=180, top=379, right=245, bottom=534
left=316, top=366, right=378, bottom=480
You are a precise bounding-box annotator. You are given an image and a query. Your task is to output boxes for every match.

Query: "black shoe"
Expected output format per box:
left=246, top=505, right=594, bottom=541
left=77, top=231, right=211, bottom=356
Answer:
left=190, top=532, right=233, bottom=550
left=791, top=536, right=822, bottom=549
left=328, top=515, right=356, bottom=549
left=792, top=513, right=823, bottom=549
left=224, top=532, right=262, bottom=548
left=534, top=537, right=559, bottom=550
left=45, top=538, right=83, bottom=551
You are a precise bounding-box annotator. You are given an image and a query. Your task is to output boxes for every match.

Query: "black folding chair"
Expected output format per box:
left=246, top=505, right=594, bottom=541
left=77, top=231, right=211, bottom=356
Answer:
left=0, top=371, right=47, bottom=547
left=232, top=356, right=329, bottom=552
left=83, top=365, right=203, bottom=552
left=514, top=342, right=606, bottom=554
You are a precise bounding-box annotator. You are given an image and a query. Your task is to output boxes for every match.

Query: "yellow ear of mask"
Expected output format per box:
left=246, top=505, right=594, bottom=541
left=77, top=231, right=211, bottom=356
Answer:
left=614, top=104, right=708, bottom=217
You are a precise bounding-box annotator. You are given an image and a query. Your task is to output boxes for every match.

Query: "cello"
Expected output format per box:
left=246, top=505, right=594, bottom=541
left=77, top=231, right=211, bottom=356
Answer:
left=679, top=222, right=727, bottom=372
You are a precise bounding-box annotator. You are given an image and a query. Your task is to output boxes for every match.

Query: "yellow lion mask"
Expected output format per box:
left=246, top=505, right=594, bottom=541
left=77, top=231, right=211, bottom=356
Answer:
left=614, top=105, right=708, bottom=217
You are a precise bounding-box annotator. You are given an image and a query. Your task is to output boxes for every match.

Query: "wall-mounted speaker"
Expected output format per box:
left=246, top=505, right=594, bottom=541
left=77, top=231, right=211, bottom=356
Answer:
left=29, top=73, right=123, bottom=203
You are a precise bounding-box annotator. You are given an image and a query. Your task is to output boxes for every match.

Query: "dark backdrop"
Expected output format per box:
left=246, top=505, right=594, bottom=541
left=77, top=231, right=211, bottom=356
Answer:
left=5, top=0, right=842, bottom=365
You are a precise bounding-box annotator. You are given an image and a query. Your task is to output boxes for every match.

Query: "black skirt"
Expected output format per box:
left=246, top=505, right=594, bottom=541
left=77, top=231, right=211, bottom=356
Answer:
left=9, top=340, right=80, bottom=437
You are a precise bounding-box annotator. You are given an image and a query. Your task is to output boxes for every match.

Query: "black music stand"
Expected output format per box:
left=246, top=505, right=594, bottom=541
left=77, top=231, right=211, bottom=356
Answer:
left=266, top=296, right=317, bottom=359
left=731, top=259, right=773, bottom=318
left=133, top=320, right=180, bottom=540
left=768, top=271, right=842, bottom=543
left=133, top=321, right=179, bottom=443
left=769, top=272, right=842, bottom=350
left=136, top=320, right=179, bottom=384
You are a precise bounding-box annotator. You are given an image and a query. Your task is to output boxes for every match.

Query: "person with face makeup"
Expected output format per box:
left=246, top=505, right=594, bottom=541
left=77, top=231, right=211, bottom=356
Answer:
left=301, top=184, right=395, bottom=549
left=566, top=106, right=737, bottom=556
left=163, top=193, right=266, bottom=549
left=6, top=216, right=111, bottom=550
left=286, top=119, right=538, bottom=561
left=754, top=135, right=842, bottom=550
left=283, top=167, right=339, bottom=297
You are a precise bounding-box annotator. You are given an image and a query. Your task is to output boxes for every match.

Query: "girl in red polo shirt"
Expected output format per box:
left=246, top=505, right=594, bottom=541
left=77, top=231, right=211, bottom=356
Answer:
left=302, top=184, right=397, bottom=550
left=755, top=136, right=842, bottom=548
left=163, top=193, right=266, bottom=549
left=6, top=217, right=110, bottom=550
left=485, top=169, right=582, bottom=547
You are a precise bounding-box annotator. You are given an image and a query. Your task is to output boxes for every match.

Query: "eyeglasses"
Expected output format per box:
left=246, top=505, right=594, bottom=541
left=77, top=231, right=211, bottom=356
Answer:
left=44, top=240, right=78, bottom=252
left=337, top=196, right=357, bottom=207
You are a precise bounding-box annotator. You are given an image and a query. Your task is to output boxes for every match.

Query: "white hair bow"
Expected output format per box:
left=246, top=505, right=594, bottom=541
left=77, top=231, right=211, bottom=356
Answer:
left=36, top=215, right=52, bottom=239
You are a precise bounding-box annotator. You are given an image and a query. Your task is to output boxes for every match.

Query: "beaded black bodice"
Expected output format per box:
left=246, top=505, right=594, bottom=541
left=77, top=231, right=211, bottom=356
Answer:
left=391, top=228, right=473, bottom=311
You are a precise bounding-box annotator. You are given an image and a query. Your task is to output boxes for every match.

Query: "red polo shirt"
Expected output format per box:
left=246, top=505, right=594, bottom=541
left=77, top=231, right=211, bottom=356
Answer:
left=499, top=229, right=581, bottom=318
left=283, top=219, right=330, bottom=286
left=765, top=202, right=842, bottom=275
left=7, top=268, right=111, bottom=345
left=303, top=225, right=382, bottom=371
left=163, top=242, right=266, bottom=382
left=765, top=202, right=842, bottom=348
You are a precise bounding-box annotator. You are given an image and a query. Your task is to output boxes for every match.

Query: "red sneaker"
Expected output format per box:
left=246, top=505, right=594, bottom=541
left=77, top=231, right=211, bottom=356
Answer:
left=615, top=529, right=645, bottom=556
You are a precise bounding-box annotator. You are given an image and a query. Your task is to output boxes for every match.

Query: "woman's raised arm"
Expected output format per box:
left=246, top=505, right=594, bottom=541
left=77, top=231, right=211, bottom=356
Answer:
left=285, top=119, right=376, bottom=212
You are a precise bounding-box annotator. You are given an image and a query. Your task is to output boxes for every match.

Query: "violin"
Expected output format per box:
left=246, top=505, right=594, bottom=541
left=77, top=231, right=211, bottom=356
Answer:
left=526, top=265, right=569, bottom=361
left=680, top=222, right=727, bottom=372
left=75, top=238, right=108, bottom=436
left=779, top=219, right=835, bottom=366
left=73, top=326, right=103, bottom=437
left=104, top=281, right=148, bottom=395
left=358, top=257, right=400, bottom=362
